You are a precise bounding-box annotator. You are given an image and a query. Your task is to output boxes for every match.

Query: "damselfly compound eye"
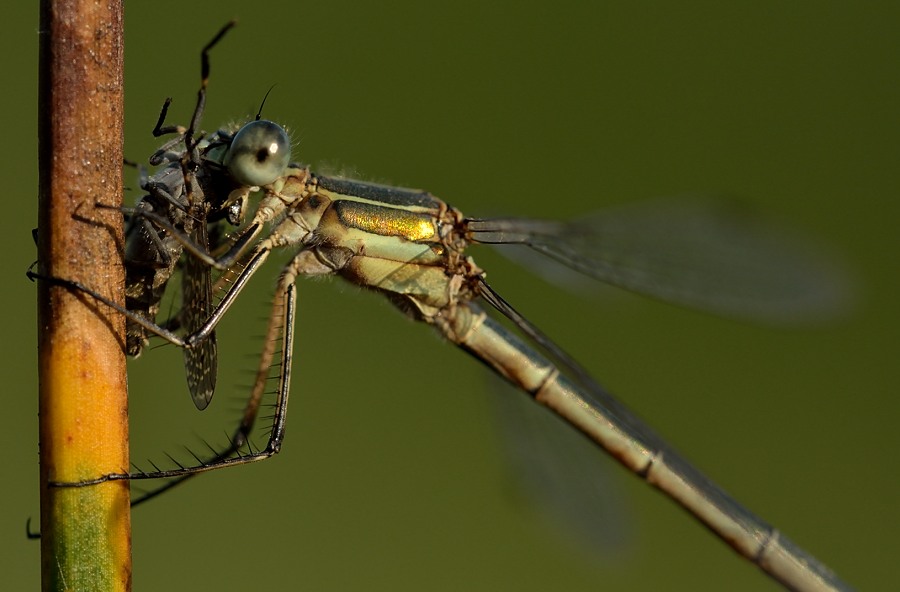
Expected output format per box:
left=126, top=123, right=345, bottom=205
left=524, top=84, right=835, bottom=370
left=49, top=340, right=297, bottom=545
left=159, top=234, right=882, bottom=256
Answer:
left=224, top=120, right=291, bottom=186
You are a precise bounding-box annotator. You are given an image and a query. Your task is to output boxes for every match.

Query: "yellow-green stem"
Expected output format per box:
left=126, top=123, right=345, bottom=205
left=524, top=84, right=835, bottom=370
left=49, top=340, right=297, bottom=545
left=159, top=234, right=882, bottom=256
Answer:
left=37, top=1, right=131, bottom=590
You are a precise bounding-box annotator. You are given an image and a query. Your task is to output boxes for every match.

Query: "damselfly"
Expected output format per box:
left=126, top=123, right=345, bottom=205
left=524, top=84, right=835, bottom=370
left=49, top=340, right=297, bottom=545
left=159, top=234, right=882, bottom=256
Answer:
left=40, top=23, right=851, bottom=592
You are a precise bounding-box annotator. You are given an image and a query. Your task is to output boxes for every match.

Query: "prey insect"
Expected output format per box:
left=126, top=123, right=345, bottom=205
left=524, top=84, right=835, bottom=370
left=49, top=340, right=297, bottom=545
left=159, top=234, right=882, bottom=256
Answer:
left=37, top=23, right=852, bottom=592
left=117, top=21, right=257, bottom=409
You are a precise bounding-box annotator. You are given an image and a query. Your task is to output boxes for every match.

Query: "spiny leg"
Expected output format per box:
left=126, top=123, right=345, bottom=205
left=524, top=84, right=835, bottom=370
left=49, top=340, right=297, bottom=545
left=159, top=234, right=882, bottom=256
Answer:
left=68, top=256, right=303, bottom=505
left=29, top=241, right=274, bottom=360
left=34, top=244, right=296, bottom=493
left=120, top=205, right=264, bottom=272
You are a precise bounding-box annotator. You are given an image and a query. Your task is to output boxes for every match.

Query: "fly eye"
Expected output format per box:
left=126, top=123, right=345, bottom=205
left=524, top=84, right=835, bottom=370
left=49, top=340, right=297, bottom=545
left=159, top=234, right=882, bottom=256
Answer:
left=223, top=120, right=291, bottom=186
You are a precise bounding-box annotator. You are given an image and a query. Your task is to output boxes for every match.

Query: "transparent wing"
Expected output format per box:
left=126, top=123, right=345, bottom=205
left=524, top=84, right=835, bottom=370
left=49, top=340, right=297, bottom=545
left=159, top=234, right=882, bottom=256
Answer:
left=182, top=220, right=217, bottom=410
left=486, top=373, right=629, bottom=553
left=466, top=197, right=849, bottom=323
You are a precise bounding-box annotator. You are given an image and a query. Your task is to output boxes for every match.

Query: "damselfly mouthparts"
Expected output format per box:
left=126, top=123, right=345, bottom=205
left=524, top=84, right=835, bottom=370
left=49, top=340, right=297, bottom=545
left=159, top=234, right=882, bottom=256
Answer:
left=37, top=23, right=852, bottom=592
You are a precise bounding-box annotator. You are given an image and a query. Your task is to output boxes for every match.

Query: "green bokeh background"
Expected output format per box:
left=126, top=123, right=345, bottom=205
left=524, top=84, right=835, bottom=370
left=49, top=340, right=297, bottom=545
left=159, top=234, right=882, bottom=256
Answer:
left=3, top=2, right=898, bottom=590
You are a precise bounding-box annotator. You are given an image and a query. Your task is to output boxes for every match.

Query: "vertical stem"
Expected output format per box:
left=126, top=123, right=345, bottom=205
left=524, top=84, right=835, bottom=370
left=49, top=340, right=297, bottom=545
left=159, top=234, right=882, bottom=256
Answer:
left=37, top=1, right=130, bottom=591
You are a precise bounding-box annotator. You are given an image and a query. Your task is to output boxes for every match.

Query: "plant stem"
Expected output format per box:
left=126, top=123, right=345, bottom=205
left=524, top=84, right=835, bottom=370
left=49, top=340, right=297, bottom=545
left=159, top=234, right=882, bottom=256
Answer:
left=37, top=1, right=130, bottom=590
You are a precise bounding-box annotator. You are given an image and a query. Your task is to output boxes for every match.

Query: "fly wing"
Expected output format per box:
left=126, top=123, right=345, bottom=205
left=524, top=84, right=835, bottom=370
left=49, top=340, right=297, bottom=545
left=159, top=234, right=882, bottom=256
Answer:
left=466, top=197, right=850, bottom=324
left=182, top=220, right=217, bottom=410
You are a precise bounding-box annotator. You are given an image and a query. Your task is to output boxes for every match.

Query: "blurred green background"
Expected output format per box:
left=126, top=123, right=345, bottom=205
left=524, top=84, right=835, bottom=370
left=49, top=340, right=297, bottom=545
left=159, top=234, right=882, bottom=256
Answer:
left=4, top=2, right=898, bottom=590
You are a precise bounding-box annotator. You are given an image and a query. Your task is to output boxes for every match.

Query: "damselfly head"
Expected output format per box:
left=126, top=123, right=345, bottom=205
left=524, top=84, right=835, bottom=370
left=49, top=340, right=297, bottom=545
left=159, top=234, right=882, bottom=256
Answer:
left=223, top=120, right=291, bottom=187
